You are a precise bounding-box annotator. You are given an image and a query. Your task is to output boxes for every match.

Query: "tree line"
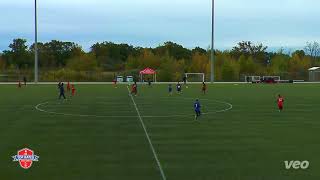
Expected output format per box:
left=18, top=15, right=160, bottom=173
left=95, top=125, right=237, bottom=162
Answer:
left=0, top=38, right=319, bottom=81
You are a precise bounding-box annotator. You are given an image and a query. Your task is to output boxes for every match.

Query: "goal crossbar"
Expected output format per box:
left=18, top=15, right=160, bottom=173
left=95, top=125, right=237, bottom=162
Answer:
left=185, top=73, right=205, bottom=82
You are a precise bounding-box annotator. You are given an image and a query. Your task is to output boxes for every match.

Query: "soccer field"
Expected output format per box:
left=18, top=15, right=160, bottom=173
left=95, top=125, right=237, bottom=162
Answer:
left=1, top=83, right=320, bottom=180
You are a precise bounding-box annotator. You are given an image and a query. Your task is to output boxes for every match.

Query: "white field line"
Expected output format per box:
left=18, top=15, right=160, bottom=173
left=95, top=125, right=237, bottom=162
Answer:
left=35, top=102, right=137, bottom=118
left=35, top=98, right=233, bottom=118
left=126, top=86, right=167, bottom=180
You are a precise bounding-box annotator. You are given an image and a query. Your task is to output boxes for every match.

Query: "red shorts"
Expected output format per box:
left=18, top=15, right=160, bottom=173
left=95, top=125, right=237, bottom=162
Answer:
left=278, top=104, right=283, bottom=110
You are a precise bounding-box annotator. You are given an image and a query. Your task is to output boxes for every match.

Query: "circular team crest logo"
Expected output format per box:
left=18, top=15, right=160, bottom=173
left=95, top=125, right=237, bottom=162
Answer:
left=12, top=148, right=39, bottom=169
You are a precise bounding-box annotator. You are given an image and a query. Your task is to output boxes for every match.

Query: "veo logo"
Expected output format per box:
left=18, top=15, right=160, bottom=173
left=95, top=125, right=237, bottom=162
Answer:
left=284, top=160, right=309, bottom=169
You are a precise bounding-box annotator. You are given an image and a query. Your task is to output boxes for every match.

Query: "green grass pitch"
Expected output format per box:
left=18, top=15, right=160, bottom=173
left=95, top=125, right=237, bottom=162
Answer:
left=0, top=83, right=320, bottom=180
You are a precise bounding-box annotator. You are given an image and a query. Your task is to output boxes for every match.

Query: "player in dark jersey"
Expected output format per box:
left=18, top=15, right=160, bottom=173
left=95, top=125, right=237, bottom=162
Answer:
left=176, top=82, right=182, bottom=94
left=168, top=84, right=173, bottom=95
left=23, top=76, right=27, bottom=86
left=58, top=82, right=66, bottom=99
left=277, top=94, right=284, bottom=112
left=148, top=78, right=152, bottom=87
left=183, top=76, right=188, bottom=88
left=202, top=82, right=207, bottom=95
left=194, top=99, right=201, bottom=120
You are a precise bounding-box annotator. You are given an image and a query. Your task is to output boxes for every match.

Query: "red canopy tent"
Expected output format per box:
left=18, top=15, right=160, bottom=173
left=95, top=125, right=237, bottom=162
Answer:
left=139, top=68, right=157, bottom=82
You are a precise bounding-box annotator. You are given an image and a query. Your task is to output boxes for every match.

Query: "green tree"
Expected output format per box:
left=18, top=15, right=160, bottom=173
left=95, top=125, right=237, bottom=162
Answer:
left=2, top=39, right=32, bottom=69
left=231, top=41, right=268, bottom=65
left=0, top=55, right=6, bottom=71
left=158, top=55, right=178, bottom=82
left=154, top=41, right=191, bottom=60
left=188, top=52, right=209, bottom=74
left=126, top=55, right=140, bottom=70
left=91, top=42, right=139, bottom=71
left=67, top=54, right=98, bottom=71
left=221, top=60, right=239, bottom=81
left=270, top=54, right=289, bottom=75
left=239, top=55, right=255, bottom=75
left=139, top=49, right=161, bottom=69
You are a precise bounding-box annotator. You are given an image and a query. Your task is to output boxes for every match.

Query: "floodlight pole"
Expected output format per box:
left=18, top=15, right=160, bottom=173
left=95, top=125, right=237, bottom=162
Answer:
left=34, top=0, right=39, bottom=83
left=210, top=0, right=215, bottom=83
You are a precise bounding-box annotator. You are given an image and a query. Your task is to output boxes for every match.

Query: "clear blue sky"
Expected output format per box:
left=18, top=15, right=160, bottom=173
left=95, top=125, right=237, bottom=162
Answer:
left=1, top=0, right=320, bottom=51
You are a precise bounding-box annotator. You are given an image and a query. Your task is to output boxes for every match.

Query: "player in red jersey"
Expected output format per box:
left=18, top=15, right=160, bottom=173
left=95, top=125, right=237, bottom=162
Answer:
left=131, top=82, right=138, bottom=96
left=277, top=94, right=284, bottom=112
left=71, top=84, right=76, bottom=96
left=112, top=78, right=117, bottom=88
left=67, top=82, right=71, bottom=92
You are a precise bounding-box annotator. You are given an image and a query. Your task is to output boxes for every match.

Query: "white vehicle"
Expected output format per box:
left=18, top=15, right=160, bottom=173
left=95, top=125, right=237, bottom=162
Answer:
left=116, top=76, right=124, bottom=82
left=126, top=76, right=134, bottom=82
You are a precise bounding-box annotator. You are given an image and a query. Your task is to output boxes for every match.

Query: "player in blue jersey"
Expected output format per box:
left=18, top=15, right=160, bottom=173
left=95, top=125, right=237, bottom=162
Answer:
left=58, top=82, right=66, bottom=99
left=194, top=99, right=201, bottom=120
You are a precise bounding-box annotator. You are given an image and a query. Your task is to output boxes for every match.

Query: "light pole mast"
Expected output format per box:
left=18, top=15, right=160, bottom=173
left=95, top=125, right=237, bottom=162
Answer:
left=210, top=0, right=215, bottom=83
left=34, top=0, right=39, bottom=83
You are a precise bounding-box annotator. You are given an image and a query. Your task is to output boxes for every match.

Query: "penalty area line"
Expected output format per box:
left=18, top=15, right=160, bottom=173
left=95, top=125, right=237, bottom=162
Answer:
left=126, top=87, right=167, bottom=180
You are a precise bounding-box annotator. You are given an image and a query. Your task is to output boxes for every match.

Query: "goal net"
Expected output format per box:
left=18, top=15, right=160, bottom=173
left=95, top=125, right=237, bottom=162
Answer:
left=185, top=73, right=205, bottom=82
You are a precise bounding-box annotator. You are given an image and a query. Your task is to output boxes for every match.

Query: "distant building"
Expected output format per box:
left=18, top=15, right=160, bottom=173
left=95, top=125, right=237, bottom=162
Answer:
left=308, top=67, right=320, bottom=81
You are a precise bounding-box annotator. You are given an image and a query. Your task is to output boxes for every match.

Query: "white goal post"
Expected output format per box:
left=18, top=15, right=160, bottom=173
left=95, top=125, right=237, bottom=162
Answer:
left=185, top=73, right=205, bottom=82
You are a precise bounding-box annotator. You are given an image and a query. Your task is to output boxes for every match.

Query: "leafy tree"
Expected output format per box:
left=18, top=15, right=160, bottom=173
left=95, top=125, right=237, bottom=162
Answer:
left=0, top=55, right=6, bottom=71
left=192, top=47, right=207, bottom=55
left=126, top=55, right=140, bottom=70
left=270, top=54, right=289, bottom=74
left=305, top=42, right=320, bottom=60
left=158, top=55, right=179, bottom=82
left=2, top=38, right=32, bottom=69
left=231, top=41, right=268, bottom=65
left=154, top=41, right=191, bottom=60
left=0, top=38, right=315, bottom=81
left=139, top=49, right=161, bottom=69
left=91, top=42, right=138, bottom=70
left=30, top=40, right=82, bottom=68
left=239, top=55, right=255, bottom=75
left=221, top=60, right=239, bottom=81
left=188, top=52, right=209, bottom=74
left=66, top=54, right=97, bottom=71
left=292, top=50, right=305, bottom=59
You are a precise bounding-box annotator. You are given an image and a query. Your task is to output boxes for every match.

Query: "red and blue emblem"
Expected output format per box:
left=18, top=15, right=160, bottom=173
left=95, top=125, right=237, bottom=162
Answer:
left=12, top=148, right=39, bottom=169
